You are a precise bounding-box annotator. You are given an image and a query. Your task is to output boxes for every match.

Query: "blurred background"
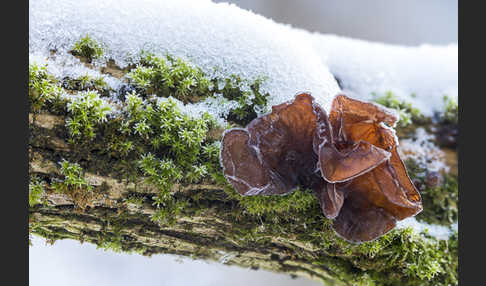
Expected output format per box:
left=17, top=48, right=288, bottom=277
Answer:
left=30, top=1, right=457, bottom=286
left=214, top=0, right=457, bottom=45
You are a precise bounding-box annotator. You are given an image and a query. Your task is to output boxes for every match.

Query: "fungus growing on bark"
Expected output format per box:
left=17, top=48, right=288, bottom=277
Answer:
left=220, top=93, right=422, bottom=243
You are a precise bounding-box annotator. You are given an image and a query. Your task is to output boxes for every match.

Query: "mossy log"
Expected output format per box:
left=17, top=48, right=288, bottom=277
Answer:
left=29, top=108, right=457, bottom=286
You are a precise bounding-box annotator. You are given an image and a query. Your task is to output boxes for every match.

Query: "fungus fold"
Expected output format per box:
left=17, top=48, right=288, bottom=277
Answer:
left=220, top=93, right=422, bottom=243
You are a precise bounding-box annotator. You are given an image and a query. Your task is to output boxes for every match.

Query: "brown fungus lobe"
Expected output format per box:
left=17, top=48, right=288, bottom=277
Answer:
left=221, top=93, right=322, bottom=195
left=220, top=93, right=422, bottom=243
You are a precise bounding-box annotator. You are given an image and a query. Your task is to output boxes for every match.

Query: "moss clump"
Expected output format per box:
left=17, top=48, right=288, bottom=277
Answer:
left=51, top=160, right=93, bottom=193
left=405, top=158, right=458, bottom=225
left=116, top=92, right=217, bottom=171
left=121, top=92, right=214, bottom=164
left=71, top=34, right=104, bottom=62
left=101, top=91, right=219, bottom=225
left=29, top=63, right=63, bottom=113
left=420, top=174, right=458, bottom=225
left=66, top=90, right=112, bottom=141
left=439, top=95, right=458, bottom=125
left=372, top=91, right=425, bottom=127
left=213, top=74, right=270, bottom=125
left=127, top=97, right=215, bottom=225
left=353, top=228, right=458, bottom=285
left=62, top=74, right=110, bottom=96
left=237, top=188, right=317, bottom=219
left=29, top=176, right=46, bottom=207
left=126, top=52, right=269, bottom=125
left=126, top=52, right=211, bottom=103
left=305, top=221, right=457, bottom=285
left=138, top=153, right=188, bottom=225
left=49, top=160, right=96, bottom=211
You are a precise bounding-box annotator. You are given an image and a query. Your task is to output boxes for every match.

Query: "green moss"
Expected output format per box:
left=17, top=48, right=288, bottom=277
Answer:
left=422, top=174, right=458, bottom=225
left=238, top=188, right=317, bottom=218
left=29, top=63, right=63, bottom=113
left=224, top=187, right=458, bottom=286
left=71, top=34, right=104, bottom=62
left=126, top=52, right=211, bottom=102
left=49, top=160, right=96, bottom=211
left=122, top=93, right=214, bottom=166
left=62, top=74, right=110, bottom=96
left=66, top=90, right=112, bottom=141
left=217, top=175, right=458, bottom=285
left=126, top=52, right=269, bottom=125
left=96, top=219, right=127, bottom=253
left=372, top=91, right=425, bottom=127
left=126, top=97, right=215, bottom=225
left=29, top=176, right=46, bottom=207
left=439, top=95, right=458, bottom=125
left=91, top=90, right=219, bottom=225
left=97, top=237, right=124, bottom=253
left=51, top=160, right=93, bottom=193
left=355, top=228, right=456, bottom=284
left=213, top=74, right=270, bottom=125
left=302, top=221, right=457, bottom=286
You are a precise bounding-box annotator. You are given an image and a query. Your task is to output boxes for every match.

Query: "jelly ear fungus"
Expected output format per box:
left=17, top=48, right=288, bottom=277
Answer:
left=220, top=93, right=422, bottom=243
left=220, top=93, right=322, bottom=196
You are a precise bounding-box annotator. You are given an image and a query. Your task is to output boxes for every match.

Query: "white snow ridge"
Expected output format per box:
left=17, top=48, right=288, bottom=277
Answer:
left=29, top=0, right=456, bottom=117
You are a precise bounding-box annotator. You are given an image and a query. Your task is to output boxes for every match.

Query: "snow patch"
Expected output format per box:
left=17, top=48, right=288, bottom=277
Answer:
left=310, top=34, right=457, bottom=116
left=29, top=51, right=123, bottom=93
left=397, top=217, right=456, bottom=240
left=399, top=128, right=449, bottom=172
left=29, top=0, right=341, bottom=113
left=30, top=0, right=457, bottom=120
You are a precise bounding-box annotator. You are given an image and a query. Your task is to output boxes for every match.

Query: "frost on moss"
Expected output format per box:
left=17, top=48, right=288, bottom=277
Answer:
left=29, top=63, right=63, bottom=113
left=70, top=34, right=104, bottom=62
left=125, top=52, right=270, bottom=125
left=372, top=91, right=425, bottom=128
left=126, top=52, right=211, bottom=103
left=214, top=74, right=270, bottom=125
left=62, top=74, right=111, bottom=96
